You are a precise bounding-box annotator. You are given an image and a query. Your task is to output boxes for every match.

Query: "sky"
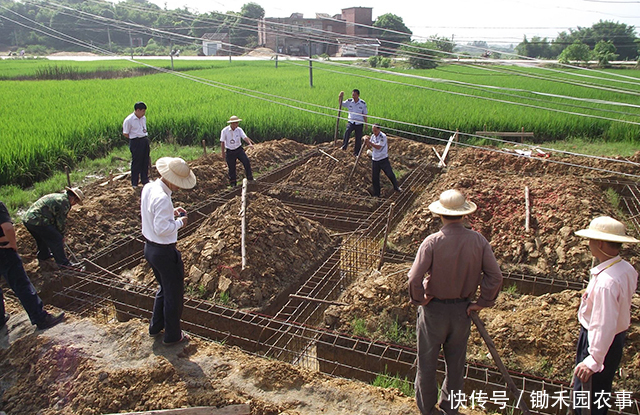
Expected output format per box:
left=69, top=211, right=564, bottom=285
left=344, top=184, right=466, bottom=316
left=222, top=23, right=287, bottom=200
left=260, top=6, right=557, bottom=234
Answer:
left=148, top=0, right=640, bottom=46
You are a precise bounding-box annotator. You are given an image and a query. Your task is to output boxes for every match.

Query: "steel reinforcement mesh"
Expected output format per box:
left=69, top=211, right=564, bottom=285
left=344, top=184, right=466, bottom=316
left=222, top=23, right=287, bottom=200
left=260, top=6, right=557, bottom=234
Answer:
left=34, top=153, right=640, bottom=415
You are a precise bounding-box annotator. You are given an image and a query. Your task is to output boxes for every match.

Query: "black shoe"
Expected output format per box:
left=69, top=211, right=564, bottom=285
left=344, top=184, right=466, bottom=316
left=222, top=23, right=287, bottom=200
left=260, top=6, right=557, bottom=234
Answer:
left=1, top=313, right=9, bottom=329
left=37, top=312, right=65, bottom=330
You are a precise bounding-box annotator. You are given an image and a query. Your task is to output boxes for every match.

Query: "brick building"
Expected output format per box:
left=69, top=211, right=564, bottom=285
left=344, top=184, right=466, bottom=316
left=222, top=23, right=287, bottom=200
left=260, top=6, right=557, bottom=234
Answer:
left=257, top=7, right=379, bottom=57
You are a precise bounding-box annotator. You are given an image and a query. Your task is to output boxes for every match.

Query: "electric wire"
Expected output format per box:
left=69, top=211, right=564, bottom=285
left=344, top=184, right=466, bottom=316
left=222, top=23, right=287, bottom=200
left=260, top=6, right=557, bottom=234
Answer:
left=4, top=3, right=640, bottom=179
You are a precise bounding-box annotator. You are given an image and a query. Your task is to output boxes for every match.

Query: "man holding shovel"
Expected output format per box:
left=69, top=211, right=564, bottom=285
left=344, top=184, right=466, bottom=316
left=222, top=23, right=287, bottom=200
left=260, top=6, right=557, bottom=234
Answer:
left=408, top=189, right=503, bottom=415
left=339, top=89, right=367, bottom=156
left=573, top=216, right=638, bottom=415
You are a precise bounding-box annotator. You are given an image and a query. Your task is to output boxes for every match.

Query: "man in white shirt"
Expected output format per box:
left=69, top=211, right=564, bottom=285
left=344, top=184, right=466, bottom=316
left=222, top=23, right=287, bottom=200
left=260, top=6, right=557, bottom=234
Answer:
left=364, top=124, right=401, bottom=197
left=122, top=102, right=150, bottom=189
left=339, top=89, right=368, bottom=156
left=220, top=115, right=254, bottom=187
left=573, top=216, right=639, bottom=415
left=141, top=157, right=196, bottom=346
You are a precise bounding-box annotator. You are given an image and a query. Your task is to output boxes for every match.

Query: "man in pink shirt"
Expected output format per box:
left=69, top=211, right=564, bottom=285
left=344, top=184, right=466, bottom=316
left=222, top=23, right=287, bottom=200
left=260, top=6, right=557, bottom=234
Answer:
left=573, top=216, right=639, bottom=415
left=408, top=189, right=503, bottom=415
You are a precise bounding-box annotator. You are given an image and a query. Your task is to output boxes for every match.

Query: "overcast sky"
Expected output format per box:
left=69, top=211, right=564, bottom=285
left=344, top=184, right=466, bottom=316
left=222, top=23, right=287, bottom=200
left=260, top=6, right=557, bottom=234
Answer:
left=148, top=0, right=640, bottom=46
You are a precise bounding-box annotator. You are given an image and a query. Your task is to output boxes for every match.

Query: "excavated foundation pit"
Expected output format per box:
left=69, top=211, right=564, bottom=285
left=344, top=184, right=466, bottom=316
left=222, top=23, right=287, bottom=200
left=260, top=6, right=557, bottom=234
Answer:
left=34, top=151, right=640, bottom=415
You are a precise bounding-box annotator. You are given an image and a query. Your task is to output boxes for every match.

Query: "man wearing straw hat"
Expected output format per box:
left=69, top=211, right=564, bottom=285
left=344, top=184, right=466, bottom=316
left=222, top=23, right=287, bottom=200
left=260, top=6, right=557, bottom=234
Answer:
left=408, top=189, right=503, bottom=415
left=22, top=187, right=85, bottom=268
left=141, top=157, right=196, bottom=346
left=573, top=216, right=638, bottom=415
left=220, top=115, right=254, bottom=187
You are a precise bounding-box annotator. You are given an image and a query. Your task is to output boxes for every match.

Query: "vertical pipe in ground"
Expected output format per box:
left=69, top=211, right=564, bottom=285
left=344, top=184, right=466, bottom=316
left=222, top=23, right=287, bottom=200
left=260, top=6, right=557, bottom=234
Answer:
left=241, top=178, right=248, bottom=270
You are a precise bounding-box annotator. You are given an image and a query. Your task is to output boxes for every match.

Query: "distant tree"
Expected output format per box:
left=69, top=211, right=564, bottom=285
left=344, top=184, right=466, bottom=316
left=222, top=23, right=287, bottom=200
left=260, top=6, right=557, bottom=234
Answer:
left=400, top=36, right=451, bottom=69
left=593, top=40, right=618, bottom=66
left=558, top=40, right=591, bottom=64
left=515, top=36, right=553, bottom=58
left=372, top=13, right=412, bottom=56
left=552, top=20, right=637, bottom=60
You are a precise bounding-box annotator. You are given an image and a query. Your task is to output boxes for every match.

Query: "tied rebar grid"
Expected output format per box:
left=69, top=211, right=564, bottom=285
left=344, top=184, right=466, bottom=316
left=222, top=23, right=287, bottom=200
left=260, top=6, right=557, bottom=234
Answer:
left=39, top=153, right=640, bottom=415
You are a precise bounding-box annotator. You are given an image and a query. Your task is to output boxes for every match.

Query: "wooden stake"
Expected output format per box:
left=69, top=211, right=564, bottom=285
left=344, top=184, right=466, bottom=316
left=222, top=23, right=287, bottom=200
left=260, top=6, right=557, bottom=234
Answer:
left=241, top=178, right=248, bottom=270
left=525, top=186, right=530, bottom=232
left=439, top=130, right=457, bottom=167
left=202, top=139, right=207, bottom=156
left=470, top=312, right=532, bottom=415
left=319, top=148, right=339, bottom=162
left=378, top=203, right=395, bottom=271
left=345, top=142, right=365, bottom=189
left=432, top=147, right=446, bottom=167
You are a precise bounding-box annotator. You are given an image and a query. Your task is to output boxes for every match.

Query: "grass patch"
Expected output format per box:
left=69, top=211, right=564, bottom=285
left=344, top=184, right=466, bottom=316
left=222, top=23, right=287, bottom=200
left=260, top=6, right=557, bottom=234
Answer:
left=533, top=137, right=640, bottom=157
left=0, top=142, right=211, bottom=218
left=352, top=318, right=369, bottom=337
left=371, top=367, right=415, bottom=397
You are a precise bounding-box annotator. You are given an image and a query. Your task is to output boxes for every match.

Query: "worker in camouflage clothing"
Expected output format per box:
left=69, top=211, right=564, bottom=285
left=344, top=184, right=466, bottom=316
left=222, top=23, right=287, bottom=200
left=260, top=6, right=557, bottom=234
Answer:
left=22, top=187, right=84, bottom=267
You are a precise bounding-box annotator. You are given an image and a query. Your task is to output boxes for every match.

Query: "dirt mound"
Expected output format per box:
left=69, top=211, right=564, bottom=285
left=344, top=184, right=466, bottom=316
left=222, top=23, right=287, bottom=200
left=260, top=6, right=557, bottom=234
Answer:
left=389, top=149, right=640, bottom=281
left=448, top=146, right=640, bottom=178
left=15, top=139, right=314, bottom=263
left=0, top=309, right=418, bottom=415
left=325, top=265, right=640, bottom=397
left=127, top=192, right=334, bottom=310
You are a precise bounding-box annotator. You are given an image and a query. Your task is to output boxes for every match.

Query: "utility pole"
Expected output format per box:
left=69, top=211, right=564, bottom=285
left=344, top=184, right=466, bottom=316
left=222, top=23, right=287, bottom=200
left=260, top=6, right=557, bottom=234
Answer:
left=275, top=33, right=278, bottom=69
left=129, top=31, right=133, bottom=59
left=107, top=25, right=112, bottom=51
left=308, top=39, right=313, bottom=87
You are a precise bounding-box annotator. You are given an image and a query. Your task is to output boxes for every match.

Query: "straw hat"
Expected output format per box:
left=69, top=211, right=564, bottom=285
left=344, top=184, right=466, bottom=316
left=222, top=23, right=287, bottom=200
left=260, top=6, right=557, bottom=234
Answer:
left=428, top=189, right=477, bottom=216
left=575, top=216, right=639, bottom=243
left=65, top=187, right=84, bottom=205
left=227, top=115, right=242, bottom=124
left=156, top=157, right=197, bottom=189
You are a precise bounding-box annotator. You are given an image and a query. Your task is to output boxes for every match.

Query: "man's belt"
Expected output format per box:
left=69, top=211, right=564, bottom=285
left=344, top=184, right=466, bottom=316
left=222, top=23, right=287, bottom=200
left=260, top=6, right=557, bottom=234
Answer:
left=431, top=297, right=469, bottom=304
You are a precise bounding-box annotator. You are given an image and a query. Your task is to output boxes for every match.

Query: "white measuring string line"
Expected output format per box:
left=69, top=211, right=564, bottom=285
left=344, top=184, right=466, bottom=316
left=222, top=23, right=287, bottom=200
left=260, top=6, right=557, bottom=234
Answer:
left=281, top=59, right=640, bottom=127
left=318, top=13, right=640, bottom=85
left=40, top=0, right=640, bottom=95
left=6, top=7, right=639, bottom=175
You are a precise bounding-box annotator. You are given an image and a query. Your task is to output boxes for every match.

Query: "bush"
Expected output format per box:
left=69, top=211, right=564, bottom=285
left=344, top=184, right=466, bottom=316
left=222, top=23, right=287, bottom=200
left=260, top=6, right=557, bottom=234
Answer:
left=368, top=55, right=391, bottom=68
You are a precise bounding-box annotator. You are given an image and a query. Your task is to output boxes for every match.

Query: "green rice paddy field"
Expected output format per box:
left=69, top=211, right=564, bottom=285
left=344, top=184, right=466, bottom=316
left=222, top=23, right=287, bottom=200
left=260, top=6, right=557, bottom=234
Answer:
left=2, top=58, right=640, bottom=189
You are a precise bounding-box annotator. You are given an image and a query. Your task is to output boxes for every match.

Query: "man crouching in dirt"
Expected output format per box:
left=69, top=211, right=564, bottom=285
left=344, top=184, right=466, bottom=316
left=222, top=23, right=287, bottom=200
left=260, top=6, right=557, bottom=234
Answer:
left=408, top=189, right=503, bottom=415
left=0, top=201, right=65, bottom=331
left=141, top=157, right=196, bottom=345
left=573, top=216, right=638, bottom=415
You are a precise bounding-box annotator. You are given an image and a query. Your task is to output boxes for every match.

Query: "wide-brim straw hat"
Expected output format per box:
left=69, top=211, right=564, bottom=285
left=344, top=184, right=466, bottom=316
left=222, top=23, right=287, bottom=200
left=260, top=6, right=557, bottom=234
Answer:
left=428, top=189, right=477, bottom=216
left=65, top=187, right=84, bottom=204
left=156, top=157, right=197, bottom=189
left=227, top=115, right=242, bottom=123
left=575, top=216, right=639, bottom=243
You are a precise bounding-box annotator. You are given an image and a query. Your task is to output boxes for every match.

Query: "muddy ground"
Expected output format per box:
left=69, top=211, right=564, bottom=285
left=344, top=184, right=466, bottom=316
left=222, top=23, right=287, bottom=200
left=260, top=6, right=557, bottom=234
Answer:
left=3, top=138, right=640, bottom=413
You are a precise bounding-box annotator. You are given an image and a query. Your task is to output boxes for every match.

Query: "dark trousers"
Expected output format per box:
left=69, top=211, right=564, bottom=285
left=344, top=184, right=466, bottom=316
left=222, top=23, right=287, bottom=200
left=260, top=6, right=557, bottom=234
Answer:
left=372, top=157, right=400, bottom=197
left=342, top=122, right=364, bottom=155
left=573, top=327, right=626, bottom=415
left=415, top=301, right=470, bottom=415
left=225, top=147, right=253, bottom=187
left=129, top=136, right=150, bottom=187
left=145, top=242, right=184, bottom=343
left=0, top=247, right=48, bottom=325
left=23, top=223, right=69, bottom=265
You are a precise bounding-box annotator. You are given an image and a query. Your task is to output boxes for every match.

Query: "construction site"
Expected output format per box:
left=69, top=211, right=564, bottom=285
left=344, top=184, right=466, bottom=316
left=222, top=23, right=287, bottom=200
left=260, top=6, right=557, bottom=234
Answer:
left=1, top=137, right=640, bottom=415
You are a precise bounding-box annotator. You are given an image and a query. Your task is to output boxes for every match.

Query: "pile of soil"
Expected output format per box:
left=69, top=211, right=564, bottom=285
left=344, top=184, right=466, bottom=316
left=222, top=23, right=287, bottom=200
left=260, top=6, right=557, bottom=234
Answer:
left=126, top=192, right=334, bottom=310
left=15, top=139, right=314, bottom=262
left=324, top=265, right=640, bottom=398
left=268, top=137, right=432, bottom=205
left=0, top=306, right=419, bottom=415
left=389, top=147, right=640, bottom=281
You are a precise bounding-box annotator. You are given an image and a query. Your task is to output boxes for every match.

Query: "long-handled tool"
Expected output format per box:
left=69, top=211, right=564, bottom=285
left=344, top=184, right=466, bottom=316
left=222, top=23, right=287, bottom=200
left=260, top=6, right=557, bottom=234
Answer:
left=470, top=312, right=532, bottom=415
left=333, top=98, right=343, bottom=147
left=345, top=140, right=366, bottom=191
left=64, top=242, right=81, bottom=264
